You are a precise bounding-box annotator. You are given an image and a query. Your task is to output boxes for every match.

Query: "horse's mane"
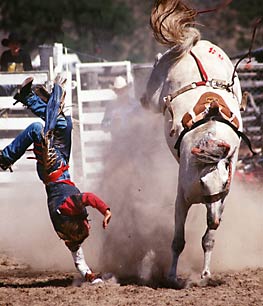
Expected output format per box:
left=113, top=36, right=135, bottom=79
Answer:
left=150, top=0, right=200, bottom=53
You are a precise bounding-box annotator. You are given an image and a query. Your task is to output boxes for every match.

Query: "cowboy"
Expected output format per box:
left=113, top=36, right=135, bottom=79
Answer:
left=0, top=32, right=32, bottom=72
left=0, top=32, right=33, bottom=96
left=102, top=75, right=138, bottom=133
left=0, top=76, right=112, bottom=284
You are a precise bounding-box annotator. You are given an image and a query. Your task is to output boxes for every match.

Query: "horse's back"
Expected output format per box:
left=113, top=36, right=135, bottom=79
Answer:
left=163, top=40, right=242, bottom=161
left=191, top=40, right=234, bottom=78
left=167, top=40, right=241, bottom=98
left=169, top=40, right=242, bottom=115
left=147, top=40, right=242, bottom=114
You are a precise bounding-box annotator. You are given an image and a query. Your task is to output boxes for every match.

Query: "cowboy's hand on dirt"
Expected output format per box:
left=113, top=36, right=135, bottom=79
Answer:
left=103, top=209, right=111, bottom=229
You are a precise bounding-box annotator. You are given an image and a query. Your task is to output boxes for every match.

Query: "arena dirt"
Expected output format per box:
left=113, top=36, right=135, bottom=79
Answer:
left=0, top=254, right=262, bottom=305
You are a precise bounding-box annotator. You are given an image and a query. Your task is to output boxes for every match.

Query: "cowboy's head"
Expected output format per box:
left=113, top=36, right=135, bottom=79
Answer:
left=1, top=32, right=26, bottom=56
left=111, top=76, right=129, bottom=95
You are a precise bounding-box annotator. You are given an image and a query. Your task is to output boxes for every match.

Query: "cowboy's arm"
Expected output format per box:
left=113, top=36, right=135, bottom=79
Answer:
left=59, top=192, right=112, bottom=229
left=81, top=193, right=112, bottom=228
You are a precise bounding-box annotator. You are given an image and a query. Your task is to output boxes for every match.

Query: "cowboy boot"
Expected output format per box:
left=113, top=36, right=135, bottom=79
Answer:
left=0, top=150, right=13, bottom=172
left=13, top=77, right=34, bottom=105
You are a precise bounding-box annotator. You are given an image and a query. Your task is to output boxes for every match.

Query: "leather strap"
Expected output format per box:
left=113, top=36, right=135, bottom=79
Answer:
left=174, top=116, right=257, bottom=158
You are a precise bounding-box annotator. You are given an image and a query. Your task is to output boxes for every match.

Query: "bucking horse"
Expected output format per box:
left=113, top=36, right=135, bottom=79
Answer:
left=141, top=0, right=254, bottom=282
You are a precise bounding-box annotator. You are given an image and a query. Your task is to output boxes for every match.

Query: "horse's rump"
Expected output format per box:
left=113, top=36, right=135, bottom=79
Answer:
left=191, top=138, right=231, bottom=164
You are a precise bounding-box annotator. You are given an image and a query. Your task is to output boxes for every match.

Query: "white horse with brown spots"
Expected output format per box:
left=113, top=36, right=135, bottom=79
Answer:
left=141, top=0, right=251, bottom=282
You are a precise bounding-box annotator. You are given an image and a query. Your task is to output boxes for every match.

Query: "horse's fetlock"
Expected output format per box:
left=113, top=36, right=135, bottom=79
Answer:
left=208, top=219, right=220, bottom=230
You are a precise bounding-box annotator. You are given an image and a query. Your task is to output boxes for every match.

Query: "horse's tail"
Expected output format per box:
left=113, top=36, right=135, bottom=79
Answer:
left=150, top=0, right=200, bottom=53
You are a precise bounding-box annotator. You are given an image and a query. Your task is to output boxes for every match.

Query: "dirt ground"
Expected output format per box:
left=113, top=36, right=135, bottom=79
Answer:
left=0, top=253, right=262, bottom=306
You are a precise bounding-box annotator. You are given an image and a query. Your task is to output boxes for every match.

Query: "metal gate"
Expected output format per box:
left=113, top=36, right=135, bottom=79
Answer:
left=75, top=61, right=133, bottom=189
left=237, top=63, right=263, bottom=153
left=0, top=70, right=73, bottom=184
left=0, top=72, right=49, bottom=183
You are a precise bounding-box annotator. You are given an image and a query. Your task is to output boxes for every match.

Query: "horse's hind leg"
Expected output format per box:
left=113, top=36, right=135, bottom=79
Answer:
left=201, top=227, right=216, bottom=279
left=168, top=193, right=190, bottom=281
left=201, top=200, right=224, bottom=278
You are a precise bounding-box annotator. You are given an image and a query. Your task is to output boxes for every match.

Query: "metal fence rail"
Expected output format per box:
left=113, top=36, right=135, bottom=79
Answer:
left=0, top=72, right=49, bottom=183
left=237, top=63, right=263, bottom=153
left=0, top=70, right=73, bottom=184
left=75, top=61, right=133, bottom=189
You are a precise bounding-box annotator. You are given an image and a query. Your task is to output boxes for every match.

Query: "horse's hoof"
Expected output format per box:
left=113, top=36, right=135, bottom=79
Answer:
left=201, top=270, right=211, bottom=279
left=165, top=275, right=186, bottom=289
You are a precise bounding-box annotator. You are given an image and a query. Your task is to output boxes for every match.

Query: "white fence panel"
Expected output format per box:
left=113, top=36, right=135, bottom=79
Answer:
left=75, top=61, right=132, bottom=189
left=0, top=72, right=50, bottom=184
left=0, top=71, right=73, bottom=185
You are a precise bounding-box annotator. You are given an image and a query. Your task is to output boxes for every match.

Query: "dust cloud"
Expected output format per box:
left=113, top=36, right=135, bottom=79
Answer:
left=0, top=181, right=74, bottom=270
left=0, top=99, right=262, bottom=282
left=90, top=104, right=263, bottom=281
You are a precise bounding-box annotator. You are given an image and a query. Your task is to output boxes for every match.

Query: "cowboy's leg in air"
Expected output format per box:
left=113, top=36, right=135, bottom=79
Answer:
left=14, top=77, right=66, bottom=129
left=0, top=76, right=67, bottom=171
left=0, top=122, right=43, bottom=170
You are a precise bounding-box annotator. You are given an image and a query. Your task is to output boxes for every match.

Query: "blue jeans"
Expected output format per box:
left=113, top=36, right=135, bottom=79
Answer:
left=24, top=92, right=67, bottom=129
left=2, top=121, right=43, bottom=163
left=2, top=120, right=71, bottom=183
left=2, top=86, right=71, bottom=179
left=0, top=85, right=17, bottom=96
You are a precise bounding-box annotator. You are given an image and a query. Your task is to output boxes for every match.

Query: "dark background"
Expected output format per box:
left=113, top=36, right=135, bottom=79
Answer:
left=0, top=0, right=262, bottom=63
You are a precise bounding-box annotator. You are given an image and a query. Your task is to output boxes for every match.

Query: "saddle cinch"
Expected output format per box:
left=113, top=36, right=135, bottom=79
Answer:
left=181, top=92, right=240, bottom=130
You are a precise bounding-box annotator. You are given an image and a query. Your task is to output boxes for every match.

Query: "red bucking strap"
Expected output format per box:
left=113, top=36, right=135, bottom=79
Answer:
left=190, top=50, right=209, bottom=82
